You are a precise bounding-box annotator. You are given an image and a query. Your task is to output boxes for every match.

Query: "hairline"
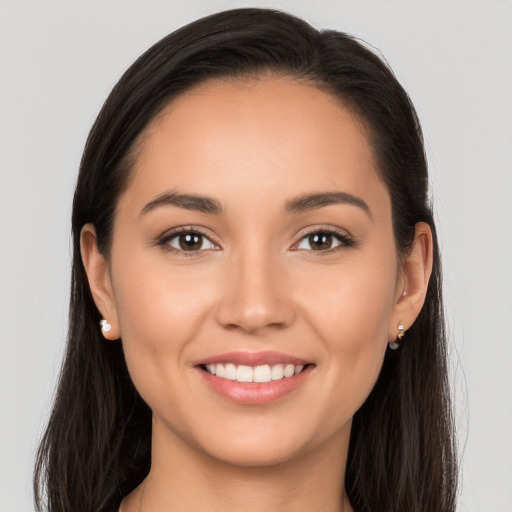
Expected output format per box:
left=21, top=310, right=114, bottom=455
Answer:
left=111, top=70, right=385, bottom=227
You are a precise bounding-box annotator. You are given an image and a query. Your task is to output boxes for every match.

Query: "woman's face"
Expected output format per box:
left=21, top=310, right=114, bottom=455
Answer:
left=96, top=77, right=407, bottom=466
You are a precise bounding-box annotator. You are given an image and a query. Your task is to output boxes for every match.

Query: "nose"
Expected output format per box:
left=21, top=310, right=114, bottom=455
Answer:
left=215, top=248, right=295, bottom=334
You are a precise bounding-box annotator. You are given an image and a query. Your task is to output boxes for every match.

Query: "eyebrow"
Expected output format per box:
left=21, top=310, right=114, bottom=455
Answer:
left=141, top=190, right=371, bottom=218
left=141, top=191, right=223, bottom=215
left=284, top=192, right=372, bottom=218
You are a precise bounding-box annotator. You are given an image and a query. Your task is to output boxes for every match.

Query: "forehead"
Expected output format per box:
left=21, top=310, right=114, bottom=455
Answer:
left=118, top=76, right=389, bottom=219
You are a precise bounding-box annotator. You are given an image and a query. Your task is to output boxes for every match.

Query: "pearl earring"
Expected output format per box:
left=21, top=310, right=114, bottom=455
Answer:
left=389, top=323, right=405, bottom=350
left=100, top=319, right=112, bottom=335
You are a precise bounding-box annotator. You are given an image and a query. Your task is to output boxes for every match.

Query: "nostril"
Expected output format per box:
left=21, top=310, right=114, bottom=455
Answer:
left=214, top=263, right=296, bottom=333
left=216, top=300, right=295, bottom=334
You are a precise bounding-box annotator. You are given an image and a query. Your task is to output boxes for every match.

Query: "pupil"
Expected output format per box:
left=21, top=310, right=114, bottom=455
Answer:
left=179, top=233, right=201, bottom=250
left=309, top=233, right=332, bottom=250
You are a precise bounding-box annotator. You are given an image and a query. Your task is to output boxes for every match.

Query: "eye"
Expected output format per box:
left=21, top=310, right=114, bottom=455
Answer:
left=294, top=230, right=353, bottom=252
left=164, top=230, right=217, bottom=252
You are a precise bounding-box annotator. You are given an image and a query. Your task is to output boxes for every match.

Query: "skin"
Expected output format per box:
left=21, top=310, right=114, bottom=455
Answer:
left=81, top=76, right=433, bottom=512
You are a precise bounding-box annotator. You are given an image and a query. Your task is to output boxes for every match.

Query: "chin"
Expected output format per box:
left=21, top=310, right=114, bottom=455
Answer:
left=204, top=438, right=307, bottom=469
left=187, top=415, right=344, bottom=470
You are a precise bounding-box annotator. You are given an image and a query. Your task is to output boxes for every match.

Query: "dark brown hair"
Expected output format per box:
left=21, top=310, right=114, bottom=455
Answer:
left=34, top=8, right=457, bottom=512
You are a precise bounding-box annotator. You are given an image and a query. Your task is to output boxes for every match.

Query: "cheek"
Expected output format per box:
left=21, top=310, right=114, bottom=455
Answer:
left=109, top=246, right=217, bottom=400
left=112, top=233, right=218, bottom=329
left=297, top=252, right=398, bottom=348
left=293, top=248, right=398, bottom=415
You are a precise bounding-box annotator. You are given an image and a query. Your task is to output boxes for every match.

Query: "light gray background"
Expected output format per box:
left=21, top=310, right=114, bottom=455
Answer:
left=1, top=1, right=511, bottom=511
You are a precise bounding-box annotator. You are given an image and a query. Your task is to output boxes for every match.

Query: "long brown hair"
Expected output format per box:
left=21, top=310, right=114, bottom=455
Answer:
left=34, top=8, right=457, bottom=512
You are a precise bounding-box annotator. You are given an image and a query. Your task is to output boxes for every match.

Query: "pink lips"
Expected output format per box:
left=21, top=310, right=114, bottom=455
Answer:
left=197, top=351, right=309, bottom=367
left=195, top=351, right=313, bottom=405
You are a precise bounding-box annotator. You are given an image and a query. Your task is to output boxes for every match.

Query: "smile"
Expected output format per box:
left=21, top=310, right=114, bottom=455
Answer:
left=196, top=351, right=313, bottom=405
left=203, top=363, right=305, bottom=383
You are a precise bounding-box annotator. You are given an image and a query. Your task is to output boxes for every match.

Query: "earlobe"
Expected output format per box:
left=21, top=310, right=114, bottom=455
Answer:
left=389, top=222, right=433, bottom=340
left=80, top=224, right=120, bottom=340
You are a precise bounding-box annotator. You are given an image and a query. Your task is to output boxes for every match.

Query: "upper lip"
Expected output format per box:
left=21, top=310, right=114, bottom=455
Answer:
left=195, top=351, right=310, bottom=367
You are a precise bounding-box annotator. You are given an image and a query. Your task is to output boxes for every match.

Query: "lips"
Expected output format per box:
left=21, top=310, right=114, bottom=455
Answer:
left=197, top=351, right=309, bottom=367
left=195, top=351, right=313, bottom=405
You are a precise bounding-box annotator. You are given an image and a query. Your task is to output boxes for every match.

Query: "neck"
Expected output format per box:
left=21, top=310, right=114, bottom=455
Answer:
left=121, top=420, right=354, bottom=512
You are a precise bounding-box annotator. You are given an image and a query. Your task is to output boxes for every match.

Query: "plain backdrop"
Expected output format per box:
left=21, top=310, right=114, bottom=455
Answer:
left=0, top=1, right=511, bottom=511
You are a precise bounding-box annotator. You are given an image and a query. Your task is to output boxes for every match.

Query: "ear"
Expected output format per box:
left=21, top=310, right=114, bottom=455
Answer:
left=388, top=222, right=434, bottom=341
left=80, top=224, right=120, bottom=340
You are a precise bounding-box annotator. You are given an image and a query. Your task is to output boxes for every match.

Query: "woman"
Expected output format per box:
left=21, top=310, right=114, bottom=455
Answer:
left=34, top=8, right=457, bottom=512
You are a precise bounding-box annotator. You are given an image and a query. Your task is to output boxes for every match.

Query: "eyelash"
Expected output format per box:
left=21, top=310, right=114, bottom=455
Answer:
left=291, top=227, right=355, bottom=254
left=156, top=226, right=355, bottom=256
left=157, top=227, right=218, bottom=257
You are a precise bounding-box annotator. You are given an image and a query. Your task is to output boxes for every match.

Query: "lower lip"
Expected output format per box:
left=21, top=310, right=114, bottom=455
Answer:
left=198, top=365, right=313, bottom=405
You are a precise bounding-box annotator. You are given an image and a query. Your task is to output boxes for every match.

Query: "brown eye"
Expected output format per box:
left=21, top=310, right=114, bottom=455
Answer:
left=166, top=231, right=216, bottom=252
left=179, top=233, right=202, bottom=250
left=308, top=233, right=333, bottom=250
left=296, top=230, right=347, bottom=252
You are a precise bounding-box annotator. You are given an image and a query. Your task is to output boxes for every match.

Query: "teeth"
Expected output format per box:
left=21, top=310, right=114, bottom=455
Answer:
left=236, top=365, right=253, bottom=382
left=283, top=364, right=294, bottom=378
left=254, top=365, right=271, bottom=383
left=224, top=363, right=237, bottom=380
left=271, top=364, right=284, bottom=380
left=204, top=363, right=305, bottom=382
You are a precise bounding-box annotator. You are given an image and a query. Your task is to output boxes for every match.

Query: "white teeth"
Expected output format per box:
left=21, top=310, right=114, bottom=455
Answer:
left=283, top=364, right=295, bottom=378
left=215, top=363, right=224, bottom=378
left=236, top=365, right=253, bottom=382
left=205, top=363, right=306, bottom=382
left=224, top=363, right=237, bottom=380
left=254, top=365, right=272, bottom=383
left=271, top=364, right=284, bottom=380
